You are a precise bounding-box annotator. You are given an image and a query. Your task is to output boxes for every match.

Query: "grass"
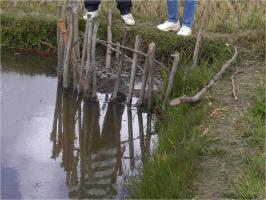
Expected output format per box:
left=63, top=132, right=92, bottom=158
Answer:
left=230, top=87, right=265, bottom=199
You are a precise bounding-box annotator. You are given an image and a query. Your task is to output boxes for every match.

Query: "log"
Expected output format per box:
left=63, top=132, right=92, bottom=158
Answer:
left=105, top=0, right=112, bottom=69
left=84, top=18, right=94, bottom=95
left=79, top=17, right=89, bottom=93
left=170, top=47, right=238, bottom=106
left=127, top=35, right=141, bottom=105
left=91, top=22, right=99, bottom=99
left=191, top=0, right=210, bottom=70
left=147, top=43, right=156, bottom=111
left=110, top=30, right=128, bottom=101
left=63, top=12, right=74, bottom=89
left=162, top=52, right=180, bottom=107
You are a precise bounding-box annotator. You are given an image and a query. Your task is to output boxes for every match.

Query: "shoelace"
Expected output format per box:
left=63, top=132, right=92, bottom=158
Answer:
left=124, top=14, right=133, bottom=21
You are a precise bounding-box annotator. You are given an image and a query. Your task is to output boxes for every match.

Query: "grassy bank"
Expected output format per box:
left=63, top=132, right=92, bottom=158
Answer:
left=230, top=87, right=265, bottom=199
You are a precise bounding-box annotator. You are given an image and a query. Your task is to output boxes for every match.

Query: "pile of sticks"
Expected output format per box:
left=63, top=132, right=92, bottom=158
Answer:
left=57, top=2, right=157, bottom=110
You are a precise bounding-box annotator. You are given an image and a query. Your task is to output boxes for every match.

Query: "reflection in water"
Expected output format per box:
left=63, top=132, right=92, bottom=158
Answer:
left=50, top=83, right=156, bottom=199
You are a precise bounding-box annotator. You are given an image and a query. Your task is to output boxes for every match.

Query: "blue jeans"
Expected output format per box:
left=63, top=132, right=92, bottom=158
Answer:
left=167, top=0, right=195, bottom=28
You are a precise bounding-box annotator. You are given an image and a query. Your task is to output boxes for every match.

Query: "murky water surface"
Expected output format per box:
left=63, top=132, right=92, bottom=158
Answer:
left=1, top=51, right=157, bottom=199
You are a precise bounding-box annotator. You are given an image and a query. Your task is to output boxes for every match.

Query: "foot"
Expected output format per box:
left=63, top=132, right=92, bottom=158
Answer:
left=157, top=21, right=180, bottom=32
left=83, top=10, right=99, bottom=20
left=121, top=13, right=135, bottom=26
left=177, top=25, right=192, bottom=36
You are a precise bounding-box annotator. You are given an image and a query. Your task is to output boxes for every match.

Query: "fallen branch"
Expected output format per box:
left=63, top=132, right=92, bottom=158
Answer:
left=170, top=47, right=238, bottom=106
left=231, top=68, right=243, bottom=101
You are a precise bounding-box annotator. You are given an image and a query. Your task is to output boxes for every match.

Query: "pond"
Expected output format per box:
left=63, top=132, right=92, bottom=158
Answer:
left=1, top=50, right=157, bottom=199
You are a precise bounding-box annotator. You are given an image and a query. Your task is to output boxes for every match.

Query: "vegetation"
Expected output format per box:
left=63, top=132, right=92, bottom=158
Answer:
left=231, top=87, right=265, bottom=199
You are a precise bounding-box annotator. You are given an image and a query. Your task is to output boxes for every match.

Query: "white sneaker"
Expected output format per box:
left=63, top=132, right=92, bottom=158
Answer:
left=177, top=25, right=192, bottom=36
left=83, top=10, right=99, bottom=20
left=121, top=13, right=135, bottom=26
left=157, top=21, right=180, bottom=32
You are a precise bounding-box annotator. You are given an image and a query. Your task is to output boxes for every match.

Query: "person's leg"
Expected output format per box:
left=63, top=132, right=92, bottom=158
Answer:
left=182, top=0, right=195, bottom=28
left=167, top=0, right=178, bottom=22
left=116, top=0, right=132, bottom=15
left=84, top=0, right=101, bottom=12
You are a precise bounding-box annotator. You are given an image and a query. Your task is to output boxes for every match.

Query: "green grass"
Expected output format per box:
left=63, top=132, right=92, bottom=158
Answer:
left=130, top=103, right=210, bottom=199
left=231, top=87, right=265, bottom=199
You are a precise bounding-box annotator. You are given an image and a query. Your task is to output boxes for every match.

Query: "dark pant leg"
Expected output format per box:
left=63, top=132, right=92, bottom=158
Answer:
left=84, top=0, right=101, bottom=12
left=116, top=0, right=132, bottom=15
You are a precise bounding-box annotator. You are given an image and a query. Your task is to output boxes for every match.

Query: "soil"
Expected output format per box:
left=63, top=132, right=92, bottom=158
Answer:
left=192, top=34, right=264, bottom=198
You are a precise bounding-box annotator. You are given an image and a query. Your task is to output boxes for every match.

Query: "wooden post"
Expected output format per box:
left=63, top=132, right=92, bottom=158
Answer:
left=72, top=10, right=79, bottom=91
left=105, top=0, right=112, bottom=69
left=79, top=17, right=89, bottom=93
left=162, top=53, right=180, bottom=108
left=115, top=41, right=120, bottom=60
left=56, top=1, right=63, bottom=81
left=91, top=22, right=99, bottom=99
left=110, top=30, right=128, bottom=101
left=138, top=43, right=153, bottom=106
left=127, top=35, right=141, bottom=105
left=63, top=10, right=74, bottom=89
left=84, top=19, right=94, bottom=95
left=147, top=43, right=156, bottom=111
left=191, top=0, right=209, bottom=70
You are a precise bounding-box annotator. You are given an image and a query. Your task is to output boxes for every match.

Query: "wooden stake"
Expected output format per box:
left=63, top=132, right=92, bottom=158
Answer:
left=191, top=0, right=210, bottom=70
left=162, top=53, right=180, bottom=107
left=127, top=35, right=141, bottom=105
left=105, top=0, right=112, bottom=69
left=147, top=43, right=156, bottom=111
left=110, top=30, right=128, bottom=101
left=115, top=41, right=120, bottom=60
left=56, top=2, right=63, bottom=81
left=91, top=22, right=99, bottom=99
left=79, top=17, right=89, bottom=93
left=138, top=50, right=150, bottom=106
left=63, top=11, right=74, bottom=89
left=84, top=19, right=94, bottom=95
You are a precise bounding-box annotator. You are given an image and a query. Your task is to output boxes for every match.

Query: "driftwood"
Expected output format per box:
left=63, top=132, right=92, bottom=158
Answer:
left=105, top=0, right=112, bottom=69
left=162, top=53, right=180, bottom=107
left=84, top=18, right=94, bottom=95
left=170, top=47, right=238, bottom=106
left=191, top=0, right=210, bottom=70
left=147, top=43, right=156, bottom=111
left=91, top=22, right=99, bottom=98
left=127, top=35, right=141, bottom=105
left=63, top=11, right=74, bottom=89
left=111, top=30, right=128, bottom=101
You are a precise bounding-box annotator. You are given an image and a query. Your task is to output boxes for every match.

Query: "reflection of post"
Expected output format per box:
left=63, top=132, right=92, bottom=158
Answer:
left=137, top=108, right=145, bottom=162
left=127, top=107, right=135, bottom=170
left=51, top=83, right=63, bottom=159
left=145, top=112, right=152, bottom=157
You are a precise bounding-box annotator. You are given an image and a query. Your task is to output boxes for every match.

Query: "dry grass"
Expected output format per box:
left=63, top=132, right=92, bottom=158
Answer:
left=1, top=0, right=265, bottom=33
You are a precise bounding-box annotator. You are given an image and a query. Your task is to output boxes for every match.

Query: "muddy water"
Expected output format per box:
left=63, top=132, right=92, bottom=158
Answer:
left=1, top=51, right=157, bottom=199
